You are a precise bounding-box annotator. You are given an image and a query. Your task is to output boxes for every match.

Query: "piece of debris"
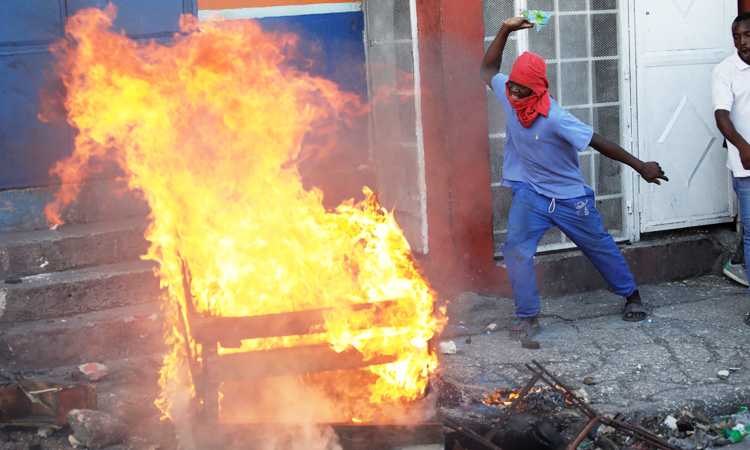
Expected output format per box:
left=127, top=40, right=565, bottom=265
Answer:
left=594, top=435, right=619, bottom=450
left=465, top=337, right=472, bottom=344
left=67, top=409, right=129, bottom=449
left=572, top=388, right=588, bottom=404
left=486, top=323, right=497, bottom=331
left=4, top=277, right=21, bottom=284
left=521, top=339, right=540, bottom=349
left=583, top=376, right=596, bottom=385
left=0, top=380, right=96, bottom=428
left=78, top=362, right=109, bottom=381
left=717, top=369, right=730, bottom=380
left=692, top=411, right=711, bottom=425
left=662, top=415, right=679, bottom=430
left=531, top=419, right=566, bottom=449
left=439, top=341, right=457, bottom=355
left=69, top=433, right=83, bottom=447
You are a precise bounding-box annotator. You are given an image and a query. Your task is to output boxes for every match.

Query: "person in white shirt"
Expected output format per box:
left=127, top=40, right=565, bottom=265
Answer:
left=712, top=12, right=750, bottom=324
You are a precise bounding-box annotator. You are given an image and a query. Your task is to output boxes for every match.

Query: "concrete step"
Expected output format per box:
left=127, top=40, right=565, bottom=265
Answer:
left=0, top=260, right=162, bottom=324
left=0, top=217, right=150, bottom=279
left=0, top=302, right=167, bottom=371
left=0, top=178, right=150, bottom=233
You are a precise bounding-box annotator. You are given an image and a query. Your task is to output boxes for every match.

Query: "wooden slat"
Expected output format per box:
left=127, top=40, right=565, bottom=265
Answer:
left=194, top=422, right=444, bottom=450
left=193, top=300, right=398, bottom=345
left=331, top=422, right=444, bottom=450
left=204, top=344, right=397, bottom=382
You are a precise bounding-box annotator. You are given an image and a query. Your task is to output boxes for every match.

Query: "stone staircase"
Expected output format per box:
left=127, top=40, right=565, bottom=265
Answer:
left=0, top=180, right=166, bottom=374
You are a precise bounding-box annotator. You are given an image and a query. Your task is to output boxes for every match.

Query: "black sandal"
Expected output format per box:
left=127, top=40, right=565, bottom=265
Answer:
left=622, top=302, right=648, bottom=322
left=509, top=319, right=541, bottom=340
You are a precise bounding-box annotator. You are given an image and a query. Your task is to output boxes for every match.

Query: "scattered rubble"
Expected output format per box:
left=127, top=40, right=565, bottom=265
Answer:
left=442, top=361, right=750, bottom=450
left=439, top=341, right=458, bottom=355
left=68, top=409, right=129, bottom=449
left=76, top=362, right=109, bottom=381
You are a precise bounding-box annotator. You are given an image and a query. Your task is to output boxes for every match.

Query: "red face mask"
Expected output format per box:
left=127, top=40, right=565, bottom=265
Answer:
left=506, top=52, right=551, bottom=127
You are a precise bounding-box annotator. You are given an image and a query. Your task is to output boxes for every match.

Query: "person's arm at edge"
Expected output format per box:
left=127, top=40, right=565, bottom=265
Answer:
left=480, top=17, right=533, bottom=87
left=589, top=133, right=669, bottom=185
left=715, top=109, right=750, bottom=170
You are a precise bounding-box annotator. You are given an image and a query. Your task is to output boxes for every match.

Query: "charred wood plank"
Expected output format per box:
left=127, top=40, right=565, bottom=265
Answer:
left=332, top=422, right=444, bottom=450
left=204, top=344, right=398, bottom=382
left=194, top=422, right=444, bottom=450
left=192, top=300, right=399, bottom=346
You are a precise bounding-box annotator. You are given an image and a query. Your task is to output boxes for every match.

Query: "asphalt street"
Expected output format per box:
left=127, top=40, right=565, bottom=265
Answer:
left=436, top=273, right=750, bottom=424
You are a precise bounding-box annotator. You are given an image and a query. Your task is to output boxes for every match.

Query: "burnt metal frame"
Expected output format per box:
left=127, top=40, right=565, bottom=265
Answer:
left=444, top=360, right=680, bottom=450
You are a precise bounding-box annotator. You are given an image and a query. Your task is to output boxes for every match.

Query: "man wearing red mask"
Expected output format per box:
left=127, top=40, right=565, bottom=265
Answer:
left=480, top=16, right=669, bottom=341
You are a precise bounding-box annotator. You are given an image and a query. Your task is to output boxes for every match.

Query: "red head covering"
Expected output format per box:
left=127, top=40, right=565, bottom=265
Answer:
left=506, top=52, right=551, bottom=127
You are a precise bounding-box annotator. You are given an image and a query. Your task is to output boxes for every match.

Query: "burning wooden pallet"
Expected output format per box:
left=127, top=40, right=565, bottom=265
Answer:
left=177, top=261, right=444, bottom=449
left=188, top=301, right=400, bottom=422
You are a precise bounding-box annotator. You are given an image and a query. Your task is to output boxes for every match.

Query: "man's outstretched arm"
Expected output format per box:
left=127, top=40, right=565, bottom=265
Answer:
left=589, top=133, right=669, bottom=185
left=480, top=17, right=532, bottom=87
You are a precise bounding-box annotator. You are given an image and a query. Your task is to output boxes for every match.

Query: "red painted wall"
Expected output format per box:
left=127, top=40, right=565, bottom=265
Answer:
left=415, top=0, right=510, bottom=297
left=740, top=0, right=750, bottom=13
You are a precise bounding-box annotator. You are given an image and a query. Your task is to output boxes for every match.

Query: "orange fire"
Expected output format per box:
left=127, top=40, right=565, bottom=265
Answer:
left=46, top=6, right=445, bottom=425
left=483, top=386, right=571, bottom=407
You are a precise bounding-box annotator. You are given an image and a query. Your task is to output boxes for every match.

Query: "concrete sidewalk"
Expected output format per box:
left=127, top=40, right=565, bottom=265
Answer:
left=436, top=273, right=750, bottom=424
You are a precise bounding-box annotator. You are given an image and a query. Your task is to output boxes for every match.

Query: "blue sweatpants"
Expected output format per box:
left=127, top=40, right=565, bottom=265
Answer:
left=501, top=182, right=637, bottom=318
left=732, top=174, right=750, bottom=296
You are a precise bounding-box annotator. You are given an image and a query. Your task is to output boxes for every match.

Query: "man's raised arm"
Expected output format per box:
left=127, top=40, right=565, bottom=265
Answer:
left=480, top=17, right=533, bottom=87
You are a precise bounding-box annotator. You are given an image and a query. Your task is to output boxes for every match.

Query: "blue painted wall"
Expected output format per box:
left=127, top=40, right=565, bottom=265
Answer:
left=0, top=1, right=370, bottom=211
left=0, top=0, right=195, bottom=191
left=258, top=11, right=366, bottom=97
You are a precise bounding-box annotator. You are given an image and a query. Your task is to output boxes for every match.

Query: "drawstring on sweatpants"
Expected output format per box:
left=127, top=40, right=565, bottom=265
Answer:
left=548, top=197, right=556, bottom=213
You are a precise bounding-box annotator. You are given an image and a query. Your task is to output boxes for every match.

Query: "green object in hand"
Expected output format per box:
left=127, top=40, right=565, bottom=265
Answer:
left=522, top=10, right=552, bottom=31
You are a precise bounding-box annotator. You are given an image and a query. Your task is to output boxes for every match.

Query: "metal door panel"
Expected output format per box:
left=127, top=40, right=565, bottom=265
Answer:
left=0, top=0, right=195, bottom=191
left=633, top=0, right=737, bottom=233
left=68, top=0, right=188, bottom=37
left=258, top=12, right=366, bottom=96
left=0, top=52, right=73, bottom=189
left=0, top=1, right=64, bottom=45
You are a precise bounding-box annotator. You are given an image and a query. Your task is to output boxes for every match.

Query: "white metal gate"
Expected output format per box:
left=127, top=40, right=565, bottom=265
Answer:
left=631, top=0, right=737, bottom=234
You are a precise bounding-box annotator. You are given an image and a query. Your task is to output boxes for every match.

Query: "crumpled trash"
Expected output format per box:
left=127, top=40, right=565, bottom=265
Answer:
left=438, top=341, right=457, bottom=355
left=718, top=407, right=750, bottom=442
left=666, top=437, right=697, bottom=450
left=522, top=9, right=552, bottom=31
left=663, top=415, right=679, bottom=430
left=731, top=406, right=750, bottom=426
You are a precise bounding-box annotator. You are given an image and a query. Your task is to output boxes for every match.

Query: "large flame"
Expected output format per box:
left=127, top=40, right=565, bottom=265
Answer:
left=46, top=5, right=445, bottom=425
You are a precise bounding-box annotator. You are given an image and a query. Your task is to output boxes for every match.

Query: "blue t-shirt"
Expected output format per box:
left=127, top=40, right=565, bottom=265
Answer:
left=491, top=73, right=594, bottom=199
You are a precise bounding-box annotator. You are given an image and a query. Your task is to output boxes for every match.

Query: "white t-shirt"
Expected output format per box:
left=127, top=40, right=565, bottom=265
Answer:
left=712, top=52, right=750, bottom=177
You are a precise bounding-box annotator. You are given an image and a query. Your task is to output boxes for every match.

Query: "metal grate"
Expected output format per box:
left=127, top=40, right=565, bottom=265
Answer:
left=483, top=0, right=625, bottom=257
left=364, top=0, right=429, bottom=254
